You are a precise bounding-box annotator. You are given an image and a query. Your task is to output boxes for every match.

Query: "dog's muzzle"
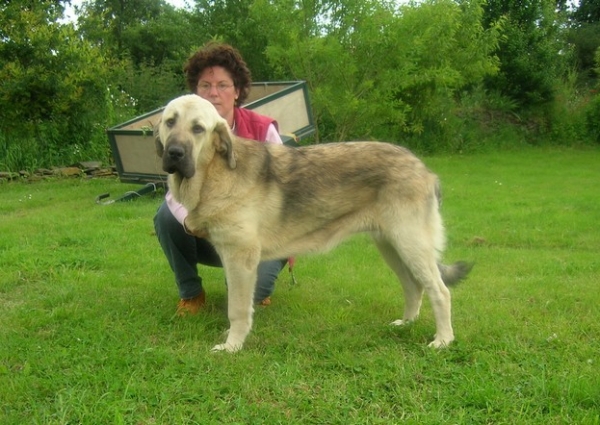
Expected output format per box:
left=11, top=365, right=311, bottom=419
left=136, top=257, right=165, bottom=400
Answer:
left=162, top=142, right=195, bottom=178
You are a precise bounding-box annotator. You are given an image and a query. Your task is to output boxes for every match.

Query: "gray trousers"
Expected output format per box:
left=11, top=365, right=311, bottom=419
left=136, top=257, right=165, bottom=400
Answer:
left=154, top=201, right=285, bottom=303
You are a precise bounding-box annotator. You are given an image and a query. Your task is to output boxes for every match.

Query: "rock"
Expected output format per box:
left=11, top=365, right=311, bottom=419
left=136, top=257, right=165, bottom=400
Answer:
left=35, top=168, right=54, bottom=176
left=1, top=161, right=118, bottom=181
left=0, top=171, right=19, bottom=180
left=91, top=168, right=117, bottom=177
left=53, top=167, right=82, bottom=177
left=78, top=161, right=102, bottom=173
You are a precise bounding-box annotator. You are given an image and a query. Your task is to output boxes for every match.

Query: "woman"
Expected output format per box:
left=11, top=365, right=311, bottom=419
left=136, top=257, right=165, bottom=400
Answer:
left=154, top=41, right=286, bottom=316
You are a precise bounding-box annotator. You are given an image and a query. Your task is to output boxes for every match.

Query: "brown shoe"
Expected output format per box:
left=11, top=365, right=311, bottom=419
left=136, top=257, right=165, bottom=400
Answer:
left=176, top=292, right=206, bottom=316
left=258, top=296, right=271, bottom=306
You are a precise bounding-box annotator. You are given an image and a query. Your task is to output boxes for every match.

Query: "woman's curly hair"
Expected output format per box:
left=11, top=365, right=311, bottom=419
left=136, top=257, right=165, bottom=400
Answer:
left=184, top=41, right=252, bottom=106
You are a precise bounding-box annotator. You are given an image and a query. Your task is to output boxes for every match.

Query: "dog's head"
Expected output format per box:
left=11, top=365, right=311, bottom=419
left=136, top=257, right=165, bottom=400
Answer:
left=155, top=94, right=236, bottom=179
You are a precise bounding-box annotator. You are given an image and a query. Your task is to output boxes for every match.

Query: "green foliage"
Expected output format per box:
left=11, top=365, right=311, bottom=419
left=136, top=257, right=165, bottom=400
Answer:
left=251, top=0, right=407, bottom=141
left=76, top=0, right=167, bottom=58
left=114, top=61, right=187, bottom=114
left=76, top=0, right=199, bottom=111
left=190, top=0, right=275, bottom=81
left=569, top=0, right=600, bottom=84
left=567, top=23, right=600, bottom=82
left=389, top=0, right=501, bottom=150
left=252, top=0, right=500, bottom=150
left=583, top=66, right=600, bottom=143
left=120, top=6, right=197, bottom=69
left=483, top=0, right=571, bottom=108
left=584, top=97, right=600, bottom=142
left=2, top=0, right=599, bottom=170
left=0, top=1, right=119, bottom=171
left=545, top=70, right=592, bottom=145
left=572, top=0, right=600, bottom=23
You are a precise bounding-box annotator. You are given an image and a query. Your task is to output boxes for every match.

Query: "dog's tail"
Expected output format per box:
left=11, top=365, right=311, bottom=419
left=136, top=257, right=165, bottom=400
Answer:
left=438, top=261, right=473, bottom=287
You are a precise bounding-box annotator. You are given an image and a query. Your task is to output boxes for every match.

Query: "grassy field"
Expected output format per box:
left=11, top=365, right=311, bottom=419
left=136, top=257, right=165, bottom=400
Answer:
left=1, top=148, right=599, bottom=424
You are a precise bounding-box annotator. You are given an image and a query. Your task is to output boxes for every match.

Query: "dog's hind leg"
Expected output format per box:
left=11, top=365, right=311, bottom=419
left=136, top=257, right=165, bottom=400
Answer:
left=412, top=261, right=453, bottom=348
left=372, top=235, right=423, bottom=326
left=402, top=245, right=453, bottom=347
left=211, top=246, right=260, bottom=353
left=379, top=229, right=454, bottom=348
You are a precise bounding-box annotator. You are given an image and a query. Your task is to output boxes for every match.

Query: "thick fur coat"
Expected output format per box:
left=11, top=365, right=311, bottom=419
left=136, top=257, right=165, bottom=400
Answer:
left=155, top=94, right=471, bottom=352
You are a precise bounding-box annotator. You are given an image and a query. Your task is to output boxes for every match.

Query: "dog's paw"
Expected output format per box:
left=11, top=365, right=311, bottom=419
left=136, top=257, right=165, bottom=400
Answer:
left=211, top=342, right=242, bottom=353
left=428, top=337, right=453, bottom=349
left=390, top=319, right=411, bottom=326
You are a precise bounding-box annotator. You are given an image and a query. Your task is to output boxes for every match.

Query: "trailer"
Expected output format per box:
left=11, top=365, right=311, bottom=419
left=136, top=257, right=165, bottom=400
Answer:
left=99, top=81, right=314, bottom=203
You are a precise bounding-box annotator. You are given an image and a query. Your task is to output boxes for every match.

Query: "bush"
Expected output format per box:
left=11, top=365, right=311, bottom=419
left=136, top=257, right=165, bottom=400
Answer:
left=584, top=94, right=600, bottom=143
left=0, top=5, right=119, bottom=171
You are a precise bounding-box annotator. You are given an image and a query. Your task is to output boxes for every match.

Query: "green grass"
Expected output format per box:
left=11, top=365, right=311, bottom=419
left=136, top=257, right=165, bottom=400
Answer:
left=1, top=147, right=599, bottom=424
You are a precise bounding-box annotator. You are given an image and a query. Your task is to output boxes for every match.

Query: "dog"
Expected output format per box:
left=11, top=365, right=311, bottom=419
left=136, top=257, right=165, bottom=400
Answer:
left=155, top=94, right=472, bottom=352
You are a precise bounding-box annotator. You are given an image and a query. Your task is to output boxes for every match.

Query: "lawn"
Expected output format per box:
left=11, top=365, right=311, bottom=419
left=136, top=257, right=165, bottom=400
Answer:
left=1, top=147, right=599, bottom=424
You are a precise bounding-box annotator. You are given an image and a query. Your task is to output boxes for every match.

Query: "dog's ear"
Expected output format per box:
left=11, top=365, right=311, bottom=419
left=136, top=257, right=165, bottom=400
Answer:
left=154, top=120, right=164, bottom=158
left=213, top=121, right=237, bottom=169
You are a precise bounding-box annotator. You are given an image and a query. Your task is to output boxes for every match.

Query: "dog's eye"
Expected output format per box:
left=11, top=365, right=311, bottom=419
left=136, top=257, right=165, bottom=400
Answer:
left=165, top=118, right=176, bottom=128
left=192, top=124, right=205, bottom=134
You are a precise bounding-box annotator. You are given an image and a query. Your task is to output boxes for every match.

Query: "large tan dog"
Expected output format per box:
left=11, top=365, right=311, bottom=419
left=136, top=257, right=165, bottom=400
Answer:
left=155, top=94, right=472, bottom=352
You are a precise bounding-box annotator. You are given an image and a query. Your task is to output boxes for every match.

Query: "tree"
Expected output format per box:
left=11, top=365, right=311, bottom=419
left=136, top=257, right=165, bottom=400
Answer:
left=569, top=0, right=600, bottom=83
left=0, top=0, right=116, bottom=169
left=482, top=0, right=571, bottom=108
left=75, top=0, right=200, bottom=113
left=573, top=0, right=600, bottom=23
left=568, top=22, right=600, bottom=81
left=76, top=0, right=165, bottom=57
left=250, top=0, right=500, bottom=146
left=190, top=0, right=274, bottom=81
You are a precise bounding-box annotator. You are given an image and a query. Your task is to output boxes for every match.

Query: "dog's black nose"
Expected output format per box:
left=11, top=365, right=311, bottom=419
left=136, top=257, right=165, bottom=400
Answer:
left=167, top=145, right=185, bottom=161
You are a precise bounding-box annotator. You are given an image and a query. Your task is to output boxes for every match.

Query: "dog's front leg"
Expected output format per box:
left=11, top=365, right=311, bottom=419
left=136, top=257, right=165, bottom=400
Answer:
left=211, top=247, right=259, bottom=353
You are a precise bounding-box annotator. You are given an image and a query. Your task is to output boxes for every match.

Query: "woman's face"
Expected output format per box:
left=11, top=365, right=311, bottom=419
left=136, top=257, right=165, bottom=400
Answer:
left=195, top=66, right=240, bottom=126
